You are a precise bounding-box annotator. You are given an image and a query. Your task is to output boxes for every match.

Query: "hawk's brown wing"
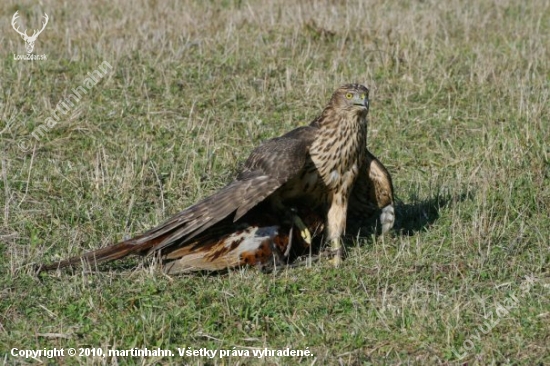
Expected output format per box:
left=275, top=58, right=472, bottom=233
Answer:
left=134, top=125, right=319, bottom=253
left=38, top=126, right=319, bottom=271
left=233, top=125, right=318, bottom=219
left=347, top=149, right=395, bottom=235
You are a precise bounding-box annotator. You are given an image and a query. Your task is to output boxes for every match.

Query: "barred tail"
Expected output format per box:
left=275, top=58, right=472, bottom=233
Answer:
left=37, top=239, right=155, bottom=272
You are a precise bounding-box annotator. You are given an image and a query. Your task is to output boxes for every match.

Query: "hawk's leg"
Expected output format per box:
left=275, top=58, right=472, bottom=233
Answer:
left=326, top=193, right=348, bottom=267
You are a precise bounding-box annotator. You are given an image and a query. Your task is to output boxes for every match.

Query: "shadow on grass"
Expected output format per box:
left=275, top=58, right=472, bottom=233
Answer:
left=393, top=189, right=474, bottom=236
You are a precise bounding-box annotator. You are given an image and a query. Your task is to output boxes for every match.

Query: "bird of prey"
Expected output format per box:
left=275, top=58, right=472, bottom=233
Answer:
left=38, top=84, right=395, bottom=274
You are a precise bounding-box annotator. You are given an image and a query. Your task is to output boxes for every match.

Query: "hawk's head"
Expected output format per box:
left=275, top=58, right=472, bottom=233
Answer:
left=330, top=84, right=369, bottom=113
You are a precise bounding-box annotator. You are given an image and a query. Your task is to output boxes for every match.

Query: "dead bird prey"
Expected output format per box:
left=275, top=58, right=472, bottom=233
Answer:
left=39, top=84, right=395, bottom=274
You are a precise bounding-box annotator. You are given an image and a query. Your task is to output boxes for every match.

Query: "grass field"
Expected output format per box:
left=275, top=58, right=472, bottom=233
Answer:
left=1, top=0, right=549, bottom=364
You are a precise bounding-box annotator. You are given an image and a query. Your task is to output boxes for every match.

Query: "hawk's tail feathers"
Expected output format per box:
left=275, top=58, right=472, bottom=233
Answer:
left=35, top=236, right=161, bottom=272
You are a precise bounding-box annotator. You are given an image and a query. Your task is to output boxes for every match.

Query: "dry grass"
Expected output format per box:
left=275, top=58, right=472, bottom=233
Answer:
left=1, top=0, right=549, bottom=364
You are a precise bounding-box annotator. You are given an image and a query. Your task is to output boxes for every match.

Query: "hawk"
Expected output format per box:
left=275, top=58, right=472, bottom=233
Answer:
left=38, top=84, right=395, bottom=274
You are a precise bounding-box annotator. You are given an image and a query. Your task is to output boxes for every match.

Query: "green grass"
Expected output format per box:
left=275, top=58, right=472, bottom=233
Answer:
left=1, top=0, right=549, bottom=364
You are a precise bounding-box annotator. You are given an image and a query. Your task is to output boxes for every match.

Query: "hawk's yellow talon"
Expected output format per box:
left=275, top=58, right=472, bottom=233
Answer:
left=329, top=255, right=343, bottom=267
left=292, top=215, right=312, bottom=245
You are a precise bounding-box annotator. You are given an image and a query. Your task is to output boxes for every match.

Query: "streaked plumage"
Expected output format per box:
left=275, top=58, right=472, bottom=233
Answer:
left=38, top=84, right=395, bottom=274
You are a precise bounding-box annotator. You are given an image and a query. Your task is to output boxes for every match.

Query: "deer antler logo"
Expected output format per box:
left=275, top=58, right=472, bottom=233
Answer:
left=11, top=11, right=49, bottom=54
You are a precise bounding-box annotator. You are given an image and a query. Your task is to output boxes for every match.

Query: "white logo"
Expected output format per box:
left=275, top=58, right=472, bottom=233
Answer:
left=12, top=11, right=49, bottom=54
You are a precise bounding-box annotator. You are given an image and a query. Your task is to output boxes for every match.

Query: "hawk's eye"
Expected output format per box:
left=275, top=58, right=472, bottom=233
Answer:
left=345, top=93, right=353, bottom=99
left=360, top=94, right=366, bottom=99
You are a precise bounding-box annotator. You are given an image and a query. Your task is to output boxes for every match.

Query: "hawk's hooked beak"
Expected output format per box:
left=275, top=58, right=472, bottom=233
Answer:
left=353, top=95, right=369, bottom=110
